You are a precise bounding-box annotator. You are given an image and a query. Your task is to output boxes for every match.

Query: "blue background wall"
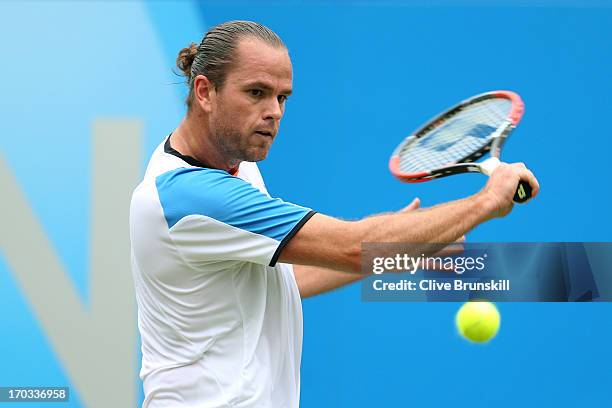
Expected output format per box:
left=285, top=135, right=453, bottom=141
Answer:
left=1, top=1, right=611, bottom=406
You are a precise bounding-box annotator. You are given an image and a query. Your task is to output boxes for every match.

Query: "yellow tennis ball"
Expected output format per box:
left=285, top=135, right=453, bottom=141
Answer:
left=455, top=301, right=500, bottom=343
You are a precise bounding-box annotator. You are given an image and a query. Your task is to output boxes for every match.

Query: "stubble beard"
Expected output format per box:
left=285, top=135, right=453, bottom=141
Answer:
left=211, top=118, right=269, bottom=166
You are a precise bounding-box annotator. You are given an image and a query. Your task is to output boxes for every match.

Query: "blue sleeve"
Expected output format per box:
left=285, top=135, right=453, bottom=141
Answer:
left=155, top=168, right=315, bottom=266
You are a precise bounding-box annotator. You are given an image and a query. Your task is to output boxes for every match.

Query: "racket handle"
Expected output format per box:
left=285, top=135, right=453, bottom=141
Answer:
left=480, top=157, right=532, bottom=204
left=513, top=181, right=532, bottom=203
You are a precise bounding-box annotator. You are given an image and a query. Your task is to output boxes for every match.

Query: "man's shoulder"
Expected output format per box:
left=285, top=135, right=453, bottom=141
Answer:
left=154, top=167, right=270, bottom=230
left=155, top=167, right=249, bottom=195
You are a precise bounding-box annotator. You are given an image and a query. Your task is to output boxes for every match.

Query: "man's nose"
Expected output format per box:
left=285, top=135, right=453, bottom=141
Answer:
left=263, top=98, right=283, bottom=121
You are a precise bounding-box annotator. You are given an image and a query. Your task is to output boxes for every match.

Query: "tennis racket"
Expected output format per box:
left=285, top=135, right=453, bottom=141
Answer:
left=389, top=90, right=532, bottom=203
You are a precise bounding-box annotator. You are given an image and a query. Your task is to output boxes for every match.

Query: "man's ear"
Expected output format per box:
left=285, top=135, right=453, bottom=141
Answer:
left=193, top=74, right=215, bottom=113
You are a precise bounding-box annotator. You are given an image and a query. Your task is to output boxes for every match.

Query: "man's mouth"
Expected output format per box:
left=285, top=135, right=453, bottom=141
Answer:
left=254, top=130, right=274, bottom=137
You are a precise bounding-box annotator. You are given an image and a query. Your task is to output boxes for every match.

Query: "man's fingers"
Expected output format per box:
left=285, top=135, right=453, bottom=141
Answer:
left=401, top=197, right=421, bottom=212
left=435, top=241, right=465, bottom=257
left=508, top=164, right=540, bottom=201
left=518, top=167, right=540, bottom=198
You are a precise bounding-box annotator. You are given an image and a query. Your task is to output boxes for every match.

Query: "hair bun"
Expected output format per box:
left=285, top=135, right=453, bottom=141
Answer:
left=176, top=43, right=199, bottom=80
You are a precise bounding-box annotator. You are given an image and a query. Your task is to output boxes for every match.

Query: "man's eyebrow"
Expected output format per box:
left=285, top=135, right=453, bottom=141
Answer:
left=244, top=81, right=292, bottom=95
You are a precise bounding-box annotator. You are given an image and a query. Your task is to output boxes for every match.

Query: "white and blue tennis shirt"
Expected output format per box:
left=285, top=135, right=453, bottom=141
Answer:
left=130, top=136, right=315, bottom=408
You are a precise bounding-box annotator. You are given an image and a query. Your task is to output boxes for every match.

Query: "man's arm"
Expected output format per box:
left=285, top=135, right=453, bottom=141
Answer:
left=280, top=163, right=539, bottom=273
left=293, top=198, right=424, bottom=298
left=293, top=265, right=363, bottom=298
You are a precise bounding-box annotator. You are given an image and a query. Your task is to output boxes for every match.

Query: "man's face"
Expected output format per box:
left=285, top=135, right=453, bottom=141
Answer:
left=208, top=38, right=293, bottom=163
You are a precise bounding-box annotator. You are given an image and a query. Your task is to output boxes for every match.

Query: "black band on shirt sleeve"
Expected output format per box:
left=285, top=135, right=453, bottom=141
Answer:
left=269, top=210, right=317, bottom=267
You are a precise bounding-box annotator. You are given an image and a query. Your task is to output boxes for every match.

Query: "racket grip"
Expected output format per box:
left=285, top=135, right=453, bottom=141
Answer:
left=513, top=181, right=532, bottom=203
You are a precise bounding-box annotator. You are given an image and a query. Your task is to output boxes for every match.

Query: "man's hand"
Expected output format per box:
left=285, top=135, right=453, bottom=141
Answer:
left=480, top=162, right=540, bottom=218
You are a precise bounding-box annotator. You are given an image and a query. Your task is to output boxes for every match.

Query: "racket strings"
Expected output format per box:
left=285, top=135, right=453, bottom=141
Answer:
left=399, top=98, right=511, bottom=173
left=400, top=99, right=509, bottom=170
left=413, top=99, right=509, bottom=168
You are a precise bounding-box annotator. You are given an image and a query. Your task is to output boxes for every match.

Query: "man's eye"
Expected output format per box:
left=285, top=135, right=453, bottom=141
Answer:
left=278, top=95, right=288, bottom=103
left=250, top=89, right=263, bottom=97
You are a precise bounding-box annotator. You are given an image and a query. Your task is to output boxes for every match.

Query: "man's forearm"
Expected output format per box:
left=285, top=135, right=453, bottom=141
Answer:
left=281, top=192, right=496, bottom=274
left=358, top=192, right=494, bottom=245
left=292, top=264, right=363, bottom=298
left=282, top=161, right=539, bottom=275
left=287, top=193, right=495, bottom=296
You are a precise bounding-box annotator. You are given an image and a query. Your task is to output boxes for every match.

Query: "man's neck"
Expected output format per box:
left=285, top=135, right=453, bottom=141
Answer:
left=171, top=114, right=238, bottom=172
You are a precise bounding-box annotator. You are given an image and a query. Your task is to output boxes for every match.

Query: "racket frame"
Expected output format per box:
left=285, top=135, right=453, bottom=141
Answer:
left=389, top=90, right=524, bottom=183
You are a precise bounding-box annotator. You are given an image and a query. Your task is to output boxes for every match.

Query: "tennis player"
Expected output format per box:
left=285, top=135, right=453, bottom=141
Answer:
left=129, top=20, right=539, bottom=407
